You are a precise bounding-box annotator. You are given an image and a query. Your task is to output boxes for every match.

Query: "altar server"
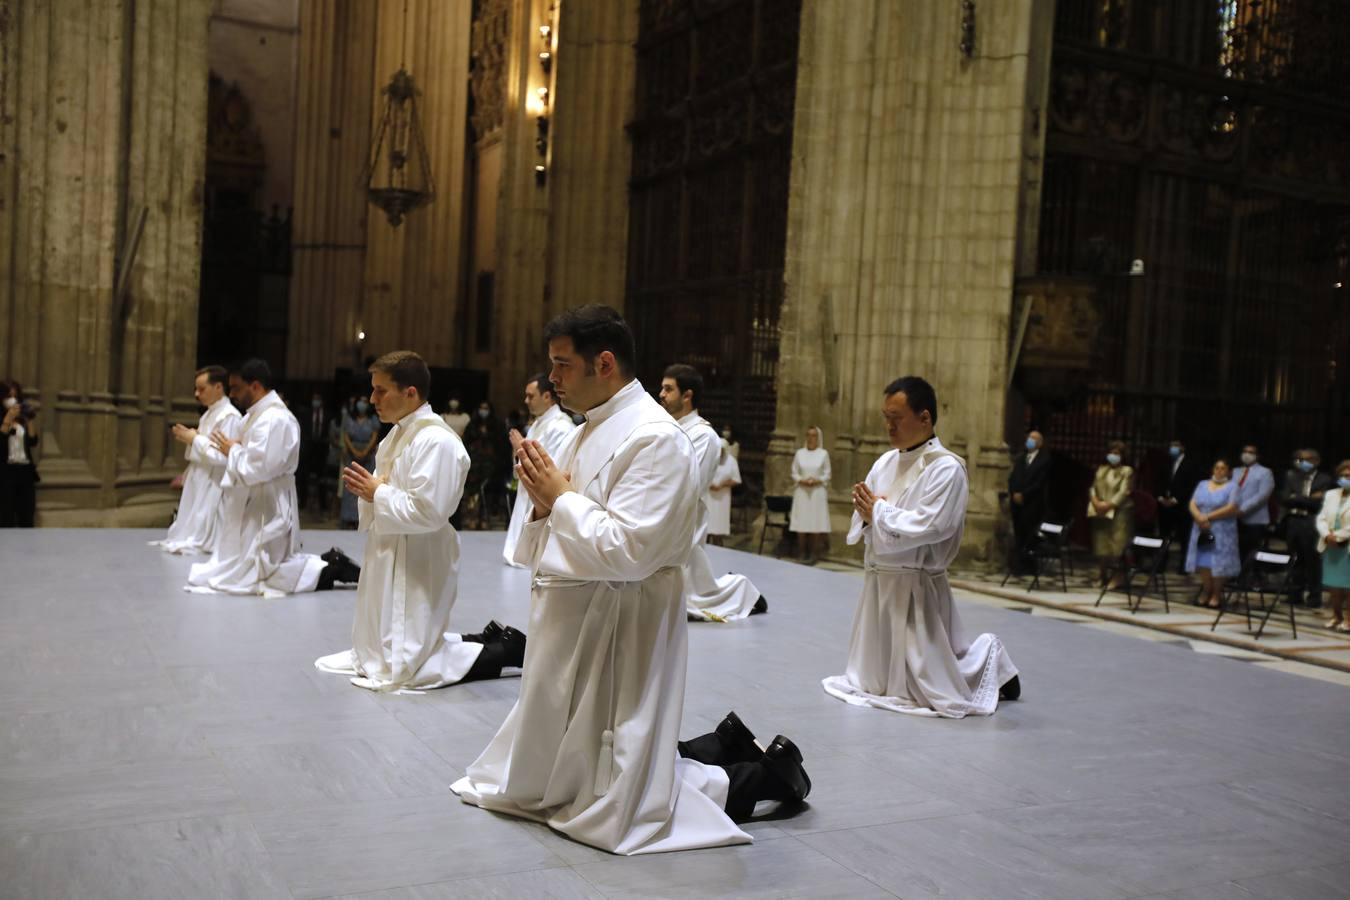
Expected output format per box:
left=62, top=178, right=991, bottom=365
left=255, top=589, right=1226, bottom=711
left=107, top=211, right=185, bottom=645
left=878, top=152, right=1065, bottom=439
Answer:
left=659, top=364, right=765, bottom=621
left=151, top=365, right=242, bottom=555
left=453, top=306, right=808, bottom=854
left=502, top=372, right=576, bottom=567
left=316, top=351, right=524, bottom=691
left=187, top=359, right=358, bottom=595
left=823, top=375, right=1020, bottom=717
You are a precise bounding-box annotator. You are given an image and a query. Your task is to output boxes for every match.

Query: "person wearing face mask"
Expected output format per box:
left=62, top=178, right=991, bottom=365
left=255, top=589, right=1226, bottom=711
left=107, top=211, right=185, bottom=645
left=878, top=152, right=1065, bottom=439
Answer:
left=1155, top=439, right=1202, bottom=574
left=1186, top=458, right=1242, bottom=609
left=0, top=379, right=40, bottom=528
left=720, top=426, right=740, bottom=460
left=441, top=397, right=470, bottom=437
left=340, top=395, right=380, bottom=529
left=1315, top=460, right=1350, bottom=631
left=825, top=375, right=1020, bottom=716
left=297, top=392, right=330, bottom=512
left=1088, top=440, right=1135, bottom=589
left=463, top=400, right=509, bottom=528
left=1007, top=430, right=1052, bottom=575
left=1282, top=449, right=1334, bottom=608
left=1233, top=444, right=1275, bottom=563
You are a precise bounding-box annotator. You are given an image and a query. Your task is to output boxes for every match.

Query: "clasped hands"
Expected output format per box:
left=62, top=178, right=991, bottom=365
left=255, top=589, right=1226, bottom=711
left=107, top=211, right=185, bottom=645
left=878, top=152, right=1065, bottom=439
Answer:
left=510, top=428, right=571, bottom=517
left=209, top=429, right=239, bottom=456
left=852, top=482, right=886, bottom=524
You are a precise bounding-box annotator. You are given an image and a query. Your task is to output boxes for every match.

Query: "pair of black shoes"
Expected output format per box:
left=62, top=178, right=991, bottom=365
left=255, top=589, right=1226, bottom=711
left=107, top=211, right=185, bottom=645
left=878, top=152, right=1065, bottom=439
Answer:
left=751, top=595, right=769, bottom=615
left=461, top=620, right=527, bottom=669
left=715, top=711, right=811, bottom=804
left=317, top=547, right=361, bottom=590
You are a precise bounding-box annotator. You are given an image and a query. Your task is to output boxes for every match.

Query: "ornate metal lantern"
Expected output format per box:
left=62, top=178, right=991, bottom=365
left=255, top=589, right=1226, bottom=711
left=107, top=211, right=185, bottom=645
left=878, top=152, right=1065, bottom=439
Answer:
left=362, top=68, right=435, bottom=227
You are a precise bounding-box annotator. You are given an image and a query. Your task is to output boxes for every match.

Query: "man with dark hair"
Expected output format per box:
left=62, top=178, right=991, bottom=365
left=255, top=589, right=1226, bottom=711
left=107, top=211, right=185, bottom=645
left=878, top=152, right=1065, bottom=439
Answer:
left=454, top=306, right=809, bottom=855
left=187, top=358, right=359, bottom=595
left=502, top=372, right=576, bottom=567
left=658, top=363, right=766, bottom=621
left=151, top=365, right=243, bottom=555
left=1007, top=430, right=1052, bottom=574
left=1156, top=438, right=1202, bottom=573
left=823, top=375, right=1020, bottom=717
left=1283, top=448, right=1334, bottom=608
left=317, top=351, right=523, bottom=690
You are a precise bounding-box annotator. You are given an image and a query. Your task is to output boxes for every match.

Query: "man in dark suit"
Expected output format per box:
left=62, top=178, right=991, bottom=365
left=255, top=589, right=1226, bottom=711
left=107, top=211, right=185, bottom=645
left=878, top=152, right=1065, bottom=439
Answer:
left=1155, top=438, right=1202, bottom=573
left=298, top=392, right=330, bottom=511
left=1008, top=430, right=1052, bottom=574
left=1282, top=448, right=1334, bottom=608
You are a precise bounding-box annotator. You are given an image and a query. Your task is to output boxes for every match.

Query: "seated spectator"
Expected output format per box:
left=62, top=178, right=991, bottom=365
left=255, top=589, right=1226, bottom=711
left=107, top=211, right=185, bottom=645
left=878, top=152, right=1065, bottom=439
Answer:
left=1186, top=458, right=1241, bottom=609
left=1088, top=440, right=1133, bottom=589
left=1316, top=459, right=1350, bottom=632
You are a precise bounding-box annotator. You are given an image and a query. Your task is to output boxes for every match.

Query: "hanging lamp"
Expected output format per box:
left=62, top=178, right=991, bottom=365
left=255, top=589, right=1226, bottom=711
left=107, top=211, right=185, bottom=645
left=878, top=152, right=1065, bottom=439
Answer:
left=362, top=5, right=435, bottom=227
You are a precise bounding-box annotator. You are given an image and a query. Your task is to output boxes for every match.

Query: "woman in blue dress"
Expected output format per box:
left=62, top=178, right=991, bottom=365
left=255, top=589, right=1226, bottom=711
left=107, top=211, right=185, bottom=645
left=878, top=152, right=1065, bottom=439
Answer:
left=339, top=400, right=379, bottom=528
left=1186, top=458, right=1242, bottom=608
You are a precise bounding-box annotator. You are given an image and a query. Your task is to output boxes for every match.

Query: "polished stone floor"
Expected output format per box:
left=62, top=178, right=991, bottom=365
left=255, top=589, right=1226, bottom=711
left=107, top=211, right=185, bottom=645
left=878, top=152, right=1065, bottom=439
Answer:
left=2, top=529, right=1349, bottom=899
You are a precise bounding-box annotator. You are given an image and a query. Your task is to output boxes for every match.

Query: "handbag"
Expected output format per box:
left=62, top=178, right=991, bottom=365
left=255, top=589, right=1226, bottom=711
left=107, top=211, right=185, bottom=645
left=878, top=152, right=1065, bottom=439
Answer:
left=1197, top=529, right=1216, bottom=547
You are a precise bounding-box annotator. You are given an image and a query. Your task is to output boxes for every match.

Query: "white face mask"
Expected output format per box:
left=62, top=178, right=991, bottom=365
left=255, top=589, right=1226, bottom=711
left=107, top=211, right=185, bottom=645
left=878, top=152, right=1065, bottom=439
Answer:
left=1240, top=452, right=1256, bottom=466
left=1106, top=453, right=1122, bottom=466
left=2, top=397, right=15, bottom=410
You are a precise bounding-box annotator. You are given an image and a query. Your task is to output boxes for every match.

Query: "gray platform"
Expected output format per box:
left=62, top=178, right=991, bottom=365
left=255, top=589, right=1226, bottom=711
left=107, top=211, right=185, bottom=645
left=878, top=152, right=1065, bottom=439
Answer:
left=2, top=528, right=1348, bottom=899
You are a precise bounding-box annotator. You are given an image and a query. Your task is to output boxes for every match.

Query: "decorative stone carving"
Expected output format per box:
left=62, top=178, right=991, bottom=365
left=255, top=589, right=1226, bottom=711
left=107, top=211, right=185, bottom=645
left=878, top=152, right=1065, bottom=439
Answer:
left=470, top=0, right=510, bottom=141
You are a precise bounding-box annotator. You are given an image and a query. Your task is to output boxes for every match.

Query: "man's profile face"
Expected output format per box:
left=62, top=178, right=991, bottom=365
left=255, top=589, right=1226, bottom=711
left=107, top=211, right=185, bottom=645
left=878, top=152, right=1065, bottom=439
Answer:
left=227, top=374, right=248, bottom=408
left=523, top=381, right=552, bottom=418
left=882, top=391, right=931, bottom=450
left=547, top=336, right=608, bottom=412
left=193, top=373, right=211, bottom=406
left=657, top=378, right=690, bottom=418
left=370, top=370, right=418, bottom=424
left=1028, top=430, right=1043, bottom=450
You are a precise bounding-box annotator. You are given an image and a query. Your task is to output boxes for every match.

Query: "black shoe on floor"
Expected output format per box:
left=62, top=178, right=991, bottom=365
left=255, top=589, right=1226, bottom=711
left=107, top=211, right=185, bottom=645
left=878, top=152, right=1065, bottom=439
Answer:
left=495, top=625, right=526, bottom=668
left=761, top=735, right=811, bottom=802
left=751, top=596, right=768, bottom=615
left=461, top=620, right=505, bottom=645
left=715, top=711, right=763, bottom=764
left=319, top=547, right=361, bottom=585
left=999, top=675, right=1022, bottom=702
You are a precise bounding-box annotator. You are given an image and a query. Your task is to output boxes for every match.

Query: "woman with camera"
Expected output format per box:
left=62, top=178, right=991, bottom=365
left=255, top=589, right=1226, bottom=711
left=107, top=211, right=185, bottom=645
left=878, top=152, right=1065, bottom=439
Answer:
left=1186, top=457, right=1242, bottom=608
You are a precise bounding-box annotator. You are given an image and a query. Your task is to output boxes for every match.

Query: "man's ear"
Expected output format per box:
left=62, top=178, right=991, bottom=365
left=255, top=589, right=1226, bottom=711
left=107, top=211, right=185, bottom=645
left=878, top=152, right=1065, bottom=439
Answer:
left=596, top=351, right=616, bottom=377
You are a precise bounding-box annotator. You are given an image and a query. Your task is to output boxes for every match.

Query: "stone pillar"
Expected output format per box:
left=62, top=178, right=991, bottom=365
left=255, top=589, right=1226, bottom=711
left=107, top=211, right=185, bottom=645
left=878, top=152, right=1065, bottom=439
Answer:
left=769, top=0, right=1052, bottom=562
left=0, top=0, right=209, bottom=526
left=485, top=0, right=638, bottom=410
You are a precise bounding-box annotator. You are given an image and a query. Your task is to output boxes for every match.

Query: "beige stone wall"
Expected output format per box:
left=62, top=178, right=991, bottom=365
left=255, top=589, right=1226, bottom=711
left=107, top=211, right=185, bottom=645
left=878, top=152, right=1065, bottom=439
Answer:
left=289, top=0, right=473, bottom=380
left=0, top=0, right=210, bottom=526
left=769, top=0, right=1053, bottom=562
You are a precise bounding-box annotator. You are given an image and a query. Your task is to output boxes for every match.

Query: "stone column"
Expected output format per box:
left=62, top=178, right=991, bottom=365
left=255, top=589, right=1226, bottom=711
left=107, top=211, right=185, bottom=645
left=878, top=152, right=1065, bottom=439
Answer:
left=770, top=0, right=1052, bottom=562
left=0, top=0, right=209, bottom=526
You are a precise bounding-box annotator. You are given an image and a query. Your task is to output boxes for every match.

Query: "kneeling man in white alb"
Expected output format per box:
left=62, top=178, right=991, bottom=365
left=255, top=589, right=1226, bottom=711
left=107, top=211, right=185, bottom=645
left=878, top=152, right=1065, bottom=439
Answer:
left=316, top=351, right=524, bottom=691
left=822, top=375, right=1020, bottom=717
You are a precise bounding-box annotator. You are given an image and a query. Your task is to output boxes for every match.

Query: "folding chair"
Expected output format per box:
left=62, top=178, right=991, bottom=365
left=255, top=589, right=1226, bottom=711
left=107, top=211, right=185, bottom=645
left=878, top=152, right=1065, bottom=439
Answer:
left=1026, top=519, right=1074, bottom=593
left=1096, top=535, right=1171, bottom=613
left=1212, top=549, right=1299, bottom=640
left=758, top=495, right=793, bottom=556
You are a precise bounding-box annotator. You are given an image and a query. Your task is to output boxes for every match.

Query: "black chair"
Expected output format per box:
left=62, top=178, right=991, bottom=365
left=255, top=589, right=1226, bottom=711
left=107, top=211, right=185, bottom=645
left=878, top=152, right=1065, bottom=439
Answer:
left=759, top=495, right=793, bottom=556
left=1212, top=549, right=1299, bottom=640
left=1026, top=519, right=1074, bottom=593
left=1096, top=535, right=1171, bottom=613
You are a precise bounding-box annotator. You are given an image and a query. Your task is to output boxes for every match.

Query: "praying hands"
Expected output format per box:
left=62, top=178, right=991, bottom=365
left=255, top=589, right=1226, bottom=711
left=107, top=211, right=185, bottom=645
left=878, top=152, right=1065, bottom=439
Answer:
left=513, top=432, right=571, bottom=516
left=342, top=461, right=387, bottom=503
left=852, top=482, right=885, bottom=524
left=210, top=429, right=238, bottom=456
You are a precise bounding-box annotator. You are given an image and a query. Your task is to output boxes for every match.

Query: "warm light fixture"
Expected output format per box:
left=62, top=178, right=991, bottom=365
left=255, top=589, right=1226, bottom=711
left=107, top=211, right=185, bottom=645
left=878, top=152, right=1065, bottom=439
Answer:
left=357, top=330, right=367, bottom=342
left=362, top=68, right=435, bottom=227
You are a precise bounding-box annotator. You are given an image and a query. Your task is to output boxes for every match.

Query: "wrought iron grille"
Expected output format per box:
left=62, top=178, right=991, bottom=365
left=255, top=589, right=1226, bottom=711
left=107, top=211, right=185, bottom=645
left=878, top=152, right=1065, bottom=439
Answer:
left=626, top=0, right=802, bottom=490
left=1025, top=0, right=1350, bottom=502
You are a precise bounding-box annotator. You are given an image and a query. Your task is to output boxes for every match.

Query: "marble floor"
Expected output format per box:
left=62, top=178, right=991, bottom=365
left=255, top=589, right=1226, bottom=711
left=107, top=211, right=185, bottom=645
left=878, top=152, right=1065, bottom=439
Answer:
left=2, top=529, right=1349, bottom=899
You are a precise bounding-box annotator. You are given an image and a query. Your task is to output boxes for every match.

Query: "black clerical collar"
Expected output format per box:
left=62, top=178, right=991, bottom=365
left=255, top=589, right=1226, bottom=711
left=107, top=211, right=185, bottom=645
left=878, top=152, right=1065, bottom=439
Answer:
left=902, top=436, right=934, bottom=453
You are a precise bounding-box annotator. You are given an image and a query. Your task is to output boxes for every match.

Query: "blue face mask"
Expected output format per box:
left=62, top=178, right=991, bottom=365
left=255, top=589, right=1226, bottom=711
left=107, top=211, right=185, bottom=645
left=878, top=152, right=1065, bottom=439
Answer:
left=1339, top=477, right=1350, bottom=491
left=1106, top=453, right=1122, bottom=466
left=1297, top=459, right=1316, bottom=473
left=356, top=401, right=369, bottom=414
left=1168, top=446, right=1182, bottom=459
left=1025, top=438, right=1037, bottom=451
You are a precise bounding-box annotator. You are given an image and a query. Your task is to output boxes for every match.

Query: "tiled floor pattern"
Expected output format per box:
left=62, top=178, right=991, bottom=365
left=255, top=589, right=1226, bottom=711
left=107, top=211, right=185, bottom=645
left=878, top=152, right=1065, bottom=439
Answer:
left=2, top=528, right=1348, bottom=899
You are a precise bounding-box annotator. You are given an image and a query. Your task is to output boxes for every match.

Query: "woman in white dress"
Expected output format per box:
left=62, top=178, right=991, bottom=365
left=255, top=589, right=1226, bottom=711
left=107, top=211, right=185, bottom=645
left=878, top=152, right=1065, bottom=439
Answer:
left=706, top=438, right=741, bottom=546
left=791, top=426, right=831, bottom=563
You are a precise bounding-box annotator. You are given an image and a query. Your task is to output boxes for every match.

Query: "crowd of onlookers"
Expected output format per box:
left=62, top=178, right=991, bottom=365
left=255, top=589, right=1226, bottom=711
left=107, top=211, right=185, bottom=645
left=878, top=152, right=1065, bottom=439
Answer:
left=1007, top=435, right=1350, bottom=630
